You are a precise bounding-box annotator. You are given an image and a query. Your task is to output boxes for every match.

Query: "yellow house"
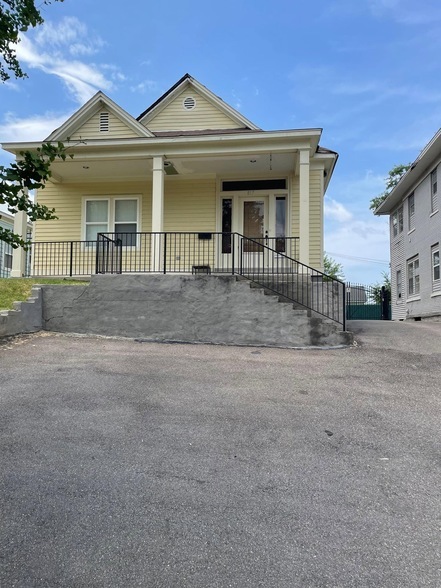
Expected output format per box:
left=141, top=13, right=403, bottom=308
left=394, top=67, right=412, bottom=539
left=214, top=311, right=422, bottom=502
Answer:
left=2, top=73, right=337, bottom=277
left=2, top=74, right=348, bottom=332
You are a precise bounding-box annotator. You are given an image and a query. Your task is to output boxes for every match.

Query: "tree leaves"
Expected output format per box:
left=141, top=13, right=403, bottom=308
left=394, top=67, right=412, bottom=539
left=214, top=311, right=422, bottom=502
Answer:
left=0, top=0, right=64, bottom=81
left=370, top=163, right=411, bottom=212
left=0, top=142, right=72, bottom=248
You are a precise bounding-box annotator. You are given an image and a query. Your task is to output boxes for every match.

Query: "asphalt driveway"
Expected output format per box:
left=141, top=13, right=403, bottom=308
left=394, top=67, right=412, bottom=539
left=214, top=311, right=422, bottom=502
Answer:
left=1, top=321, right=441, bottom=587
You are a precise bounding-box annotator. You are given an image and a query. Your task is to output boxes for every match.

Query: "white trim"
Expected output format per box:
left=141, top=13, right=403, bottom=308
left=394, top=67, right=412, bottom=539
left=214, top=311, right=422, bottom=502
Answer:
left=45, top=92, right=154, bottom=141
left=431, top=291, right=441, bottom=298
left=139, top=76, right=260, bottom=131
left=82, top=195, right=141, bottom=245
left=430, top=210, right=439, bottom=218
left=406, top=296, right=421, bottom=302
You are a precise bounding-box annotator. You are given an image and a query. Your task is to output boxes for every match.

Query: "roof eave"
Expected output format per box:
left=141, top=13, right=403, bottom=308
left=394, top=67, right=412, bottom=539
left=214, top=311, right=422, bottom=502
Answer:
left=375, top=127, right=441, bottom=215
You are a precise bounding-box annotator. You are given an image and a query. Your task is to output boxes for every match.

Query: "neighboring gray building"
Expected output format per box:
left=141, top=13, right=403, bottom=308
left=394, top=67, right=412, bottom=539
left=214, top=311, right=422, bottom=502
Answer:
left=376, top=128, right=441, bottom=320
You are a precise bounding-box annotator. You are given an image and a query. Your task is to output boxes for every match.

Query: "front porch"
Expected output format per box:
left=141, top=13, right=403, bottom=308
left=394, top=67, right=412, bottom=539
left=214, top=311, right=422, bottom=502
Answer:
left=18, top=232, right=346, bottom=330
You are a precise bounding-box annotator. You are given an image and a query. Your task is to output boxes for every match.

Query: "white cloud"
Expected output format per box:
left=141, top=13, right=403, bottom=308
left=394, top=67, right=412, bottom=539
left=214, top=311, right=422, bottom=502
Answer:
left=130, top=80, right=158, bottom=94
left=0, top=111, right=73, bottom=143
left=13, top=18, right=124, bottom=105
left=324, top=198, right=353, bottom=222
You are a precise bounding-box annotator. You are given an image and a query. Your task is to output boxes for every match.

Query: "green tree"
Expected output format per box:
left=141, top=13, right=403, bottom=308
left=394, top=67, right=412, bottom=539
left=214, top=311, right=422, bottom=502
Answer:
left=324, top=253, right=345, bottom=281
left=370, top=163, right=411, bottom=212
left=370, top=272, right=391, bottom=304
left=0, top=0, right=68, bottom=249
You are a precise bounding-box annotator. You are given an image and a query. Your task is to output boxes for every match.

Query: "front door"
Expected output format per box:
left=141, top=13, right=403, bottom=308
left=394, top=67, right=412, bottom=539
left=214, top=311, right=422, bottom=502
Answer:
left=239, top=197, right=268, bottom=270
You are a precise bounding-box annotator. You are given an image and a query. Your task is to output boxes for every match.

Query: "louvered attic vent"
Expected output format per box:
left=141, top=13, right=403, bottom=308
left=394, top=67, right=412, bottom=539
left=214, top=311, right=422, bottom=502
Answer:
left=183, top=96, right=196, bottom=110
left=99, top=111, right=109, bottom=132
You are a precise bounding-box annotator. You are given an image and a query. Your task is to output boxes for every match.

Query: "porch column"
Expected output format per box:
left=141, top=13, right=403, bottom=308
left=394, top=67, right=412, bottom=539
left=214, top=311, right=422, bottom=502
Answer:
left=11, top=209, right=28, bottom=277
left=298, top=149, right=310, bottom=266
left=151, top=155, right=164, bottom=272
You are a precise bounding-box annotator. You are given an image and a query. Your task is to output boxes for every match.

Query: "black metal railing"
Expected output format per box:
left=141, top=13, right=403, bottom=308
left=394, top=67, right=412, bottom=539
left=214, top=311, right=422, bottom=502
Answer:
left=23, top=233, right=344, bottom=327
left=237, top=235, right=346, bottom=329
left=96, top=234, right=122, bottom=274
left=28, top=240, right=97, bottom=276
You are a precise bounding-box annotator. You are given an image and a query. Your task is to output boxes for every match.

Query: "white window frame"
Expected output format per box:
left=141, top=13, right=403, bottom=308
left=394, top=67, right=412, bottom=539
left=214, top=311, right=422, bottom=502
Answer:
left=392, top=205, right=403, bottom=238
left=82, top=196, right=140, bottom=247
left=407, top=255, right=420, bottom=298
left=432, top=245, right=440, bottom=285
left=396, top=268, right=402, bottom=300
left=431, top=168, right=438, bottom=213
left=408, top=193, right=415, bottom=231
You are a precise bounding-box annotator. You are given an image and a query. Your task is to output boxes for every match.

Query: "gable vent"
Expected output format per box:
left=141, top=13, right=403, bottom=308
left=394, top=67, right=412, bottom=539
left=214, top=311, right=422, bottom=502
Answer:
left=183, top=96, right=196, bottom=111
left=99, top=111, right=109, bottom=132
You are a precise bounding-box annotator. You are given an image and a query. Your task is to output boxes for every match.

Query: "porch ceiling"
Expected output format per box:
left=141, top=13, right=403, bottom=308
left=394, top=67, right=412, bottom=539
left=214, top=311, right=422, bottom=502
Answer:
left=48, top=152, right=298, bottom=183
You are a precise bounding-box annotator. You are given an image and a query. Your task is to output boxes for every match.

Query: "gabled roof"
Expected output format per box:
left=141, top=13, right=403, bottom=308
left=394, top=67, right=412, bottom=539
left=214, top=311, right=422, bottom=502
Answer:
left=45, top=91, right=155, bottom=141
left=375, top=127, right=441, bottom=215
left=137, top=73, right=260, bottom=131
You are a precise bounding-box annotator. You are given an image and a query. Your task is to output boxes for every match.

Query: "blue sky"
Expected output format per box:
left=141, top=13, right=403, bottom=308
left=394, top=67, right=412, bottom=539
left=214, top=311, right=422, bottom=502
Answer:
left=1, top=0, right=441, bottom=284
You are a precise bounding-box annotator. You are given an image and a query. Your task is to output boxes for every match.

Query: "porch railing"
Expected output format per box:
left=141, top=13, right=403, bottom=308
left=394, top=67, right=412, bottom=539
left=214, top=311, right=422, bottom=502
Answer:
left=238, top=236, right=346, bottom=329
left=23, top=233, right=344, bottom=328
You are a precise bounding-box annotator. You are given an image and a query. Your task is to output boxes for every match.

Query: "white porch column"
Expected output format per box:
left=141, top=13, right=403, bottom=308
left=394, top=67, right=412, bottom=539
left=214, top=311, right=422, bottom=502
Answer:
left=151, top=155, right=165, bottom=271
left=298, top=149, right=310, bottom=266
left=11, top=209, right=28, bottom=277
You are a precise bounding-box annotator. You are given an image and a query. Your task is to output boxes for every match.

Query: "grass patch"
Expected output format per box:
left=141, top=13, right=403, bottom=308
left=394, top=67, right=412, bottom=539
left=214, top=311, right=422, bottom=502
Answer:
left=0, top=278, right=89, bottom=311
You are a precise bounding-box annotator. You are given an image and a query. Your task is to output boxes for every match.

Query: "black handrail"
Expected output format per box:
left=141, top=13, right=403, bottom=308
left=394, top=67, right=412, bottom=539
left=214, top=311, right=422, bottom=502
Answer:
left=24, top=233, right=343, bottom=328
left=236, top=234, right=346, bottom=329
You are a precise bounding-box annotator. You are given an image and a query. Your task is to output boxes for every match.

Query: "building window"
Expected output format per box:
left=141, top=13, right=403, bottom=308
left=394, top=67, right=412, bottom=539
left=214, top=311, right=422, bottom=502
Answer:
left=84, top=198, right=139, bottom=245
left=114, top=199, right=138, bottom=246
left=408, top=193, right=415, bottom=231
left=85, top=200, right=109, bottom=241
left=432, top=245, right=440, bottom=284
left=431, top=168, right=438, bottom=213
left=407, top=255, right=420, bottom=297
left=4, top=252, right=13, bottom=270
left=392, top=205, right=404, bottom=237
left=396, top=269, right=402, bottom=299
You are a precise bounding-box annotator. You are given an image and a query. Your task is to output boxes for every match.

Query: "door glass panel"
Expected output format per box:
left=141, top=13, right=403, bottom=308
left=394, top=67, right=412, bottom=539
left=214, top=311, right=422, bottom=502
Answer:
left=222, top=199, right=232, bottom=254
left=243, top=201, right=264, bottom=252
left=276, top=196, right=286, bottom=252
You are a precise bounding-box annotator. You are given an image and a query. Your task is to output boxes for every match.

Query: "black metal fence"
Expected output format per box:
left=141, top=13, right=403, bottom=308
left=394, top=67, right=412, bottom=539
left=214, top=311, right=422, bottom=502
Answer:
left=346, top=282, right=391, bottom=320
left=29, top=240, right=96, bottom=276
left=239, top=236, right=346, bottom=329
left=22, top=233, right=345, bottom=328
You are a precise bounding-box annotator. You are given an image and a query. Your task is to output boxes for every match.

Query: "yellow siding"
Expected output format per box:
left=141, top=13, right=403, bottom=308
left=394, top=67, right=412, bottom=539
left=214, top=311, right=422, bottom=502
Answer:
left=34, top=178, right=216, bottom=242
left=290, top=171, right=323, bottom=268
left=145, top=88, right=243, bottom=131
left=34, top=181, right=152, bottom=242
left=164, top=179, right=217, bottom=231
left=309, top=169, right=323, bottom=269
left=70, top=107, right=139, bottom=140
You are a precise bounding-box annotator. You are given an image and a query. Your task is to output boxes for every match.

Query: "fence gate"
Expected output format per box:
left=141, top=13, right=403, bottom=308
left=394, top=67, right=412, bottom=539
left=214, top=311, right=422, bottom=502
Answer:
left=346, top=283, right=391, bottom=320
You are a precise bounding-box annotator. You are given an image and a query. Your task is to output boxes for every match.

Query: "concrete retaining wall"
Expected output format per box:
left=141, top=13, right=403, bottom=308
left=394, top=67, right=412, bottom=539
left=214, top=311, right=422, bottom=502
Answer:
left=0, top=287, right=42, bottom=338
left=40, top=275, right=351, bottom=347
left=0, top=276, right=352, bottom=347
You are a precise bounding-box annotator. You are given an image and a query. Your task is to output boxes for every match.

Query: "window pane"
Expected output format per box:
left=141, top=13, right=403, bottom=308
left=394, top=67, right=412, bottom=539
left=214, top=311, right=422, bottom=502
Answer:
left=86, top=224, right=108, bottom=241
left=115, top=200, right=137, bottom=222
left=86, top=200, right=108, bottom=222
left=115, top=222, right=137, bottom=246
